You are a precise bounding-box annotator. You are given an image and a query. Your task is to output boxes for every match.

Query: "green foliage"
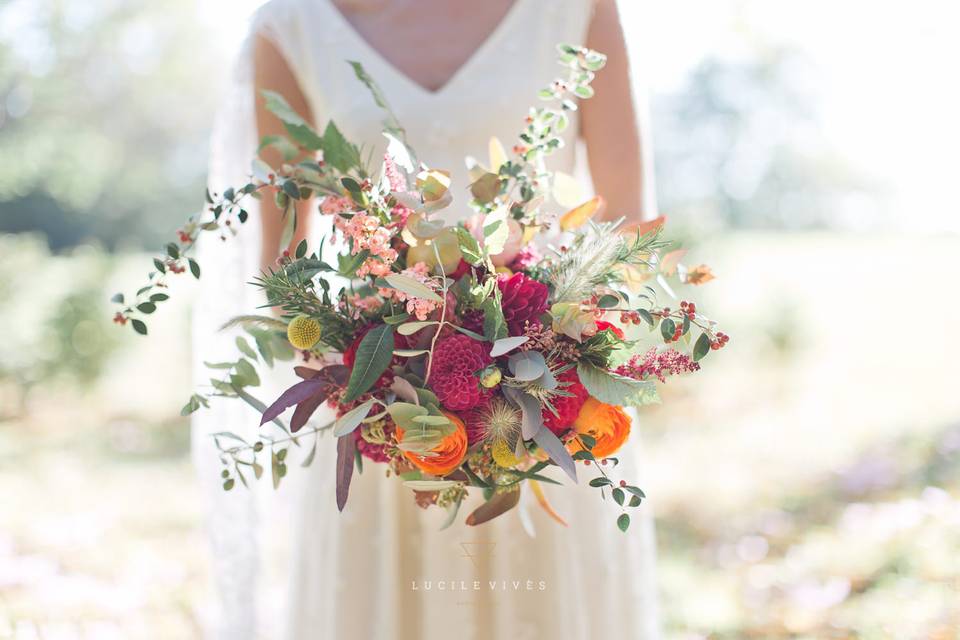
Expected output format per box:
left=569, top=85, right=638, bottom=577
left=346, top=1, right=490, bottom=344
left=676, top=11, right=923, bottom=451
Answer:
left=0, top=235, right=119, bottom=414
left=342, top=324, right=395, bottom=402
left=577, top=362, right=660, bottom=407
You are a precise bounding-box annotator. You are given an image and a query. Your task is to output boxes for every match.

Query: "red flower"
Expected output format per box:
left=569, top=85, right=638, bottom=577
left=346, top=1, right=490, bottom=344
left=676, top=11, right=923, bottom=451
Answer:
left=428, top=335, right=492, bottom=411
left=594, top=320, right=624, bottom=339
left=543, top=368, right=589, bottom=437
left=497, top=273, right=548, bottom=336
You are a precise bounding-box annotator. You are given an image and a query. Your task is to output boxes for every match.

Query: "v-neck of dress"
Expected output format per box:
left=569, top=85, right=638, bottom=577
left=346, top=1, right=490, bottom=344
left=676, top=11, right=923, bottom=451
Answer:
left=321, top=0, right=528, bottom=98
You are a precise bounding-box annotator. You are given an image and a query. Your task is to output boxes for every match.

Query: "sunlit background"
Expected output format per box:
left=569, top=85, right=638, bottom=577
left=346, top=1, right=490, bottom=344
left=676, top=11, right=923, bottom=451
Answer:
left=2, top=0, right=959, bottom=638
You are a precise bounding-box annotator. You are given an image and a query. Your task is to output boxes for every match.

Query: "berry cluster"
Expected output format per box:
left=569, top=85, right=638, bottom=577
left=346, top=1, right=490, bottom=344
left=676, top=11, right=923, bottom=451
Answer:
left=665, top=321, right=684, bottom=343
left=679, top=300, right=697, bottom=319
left=618, top=310, right=644, bottom=325
left=711, top=331, right=730, bottom=351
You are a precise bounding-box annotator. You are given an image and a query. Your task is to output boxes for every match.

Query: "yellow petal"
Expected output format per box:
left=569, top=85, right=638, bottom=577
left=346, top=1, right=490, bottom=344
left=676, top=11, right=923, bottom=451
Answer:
left=559, top=196, right=604, bottom=232
left=617, top=264, right=654, bottom=292
left=416, top=169, right=451, bottom=203
left=551, top=171, right=586, bottom=208
left=488, top=137, right=508, bottom=172
left=521, top=224, right=541, bottom=244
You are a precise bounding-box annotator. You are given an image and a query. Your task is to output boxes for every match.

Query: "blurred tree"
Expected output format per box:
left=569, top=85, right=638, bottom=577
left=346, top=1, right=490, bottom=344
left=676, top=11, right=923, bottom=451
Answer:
left=0, top=234, right=119, bottom=417
left=0, top=0, right=227, bottom=251
left=653, top=46, right=881, bottom=230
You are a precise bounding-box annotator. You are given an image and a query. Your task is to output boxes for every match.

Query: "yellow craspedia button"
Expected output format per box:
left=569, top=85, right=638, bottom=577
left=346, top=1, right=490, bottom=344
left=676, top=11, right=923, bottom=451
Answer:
left=491, top=439, right=522, bottom=468
left=286, top=315, right=321, bottom=350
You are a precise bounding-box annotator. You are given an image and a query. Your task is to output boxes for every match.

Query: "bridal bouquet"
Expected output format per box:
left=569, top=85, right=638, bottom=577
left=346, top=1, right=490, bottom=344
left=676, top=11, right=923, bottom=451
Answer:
left=113, top=44, right=727, bottom=531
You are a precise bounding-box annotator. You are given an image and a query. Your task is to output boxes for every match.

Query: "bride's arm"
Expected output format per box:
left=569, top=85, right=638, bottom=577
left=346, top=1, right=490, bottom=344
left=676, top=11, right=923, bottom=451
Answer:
left=581, top=0, right=650, bottom=223
left=253, top=35, right=316, bottom=273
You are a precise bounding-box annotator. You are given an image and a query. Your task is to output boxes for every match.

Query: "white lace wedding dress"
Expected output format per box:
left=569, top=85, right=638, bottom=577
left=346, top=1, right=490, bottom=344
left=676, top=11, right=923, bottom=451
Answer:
left=192, top=1, right=661, bottom=638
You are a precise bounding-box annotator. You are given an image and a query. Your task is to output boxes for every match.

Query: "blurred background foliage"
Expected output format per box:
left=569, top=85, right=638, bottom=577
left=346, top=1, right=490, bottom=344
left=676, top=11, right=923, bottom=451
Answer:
left=1, top=0, right=959, bottom=638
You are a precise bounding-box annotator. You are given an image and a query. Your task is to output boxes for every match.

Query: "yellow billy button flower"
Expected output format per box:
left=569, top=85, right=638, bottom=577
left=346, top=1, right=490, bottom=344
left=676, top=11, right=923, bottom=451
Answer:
left=491, top=439, right=523, bottom=468
left=479, top=366, right=502, bottom=389
left=286, top=315, right=321, bottom=350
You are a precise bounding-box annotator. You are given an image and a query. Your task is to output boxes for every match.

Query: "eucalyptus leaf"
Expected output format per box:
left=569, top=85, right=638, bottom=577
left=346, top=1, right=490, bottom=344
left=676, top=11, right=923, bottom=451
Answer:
left=532, top=426, right=577, bottom=483
left=577, top=362, right=660, bottom=407
left=508, top=351, right=547, bottom=382
left=397, top=321, right=439, bottom=336
left=403, top=480, right=460, bottom=491
left=490, top=336, right=529, bottom=358
left=333, top=398, right=375, bottom=436
left=384, top=274, right=442, bottom=303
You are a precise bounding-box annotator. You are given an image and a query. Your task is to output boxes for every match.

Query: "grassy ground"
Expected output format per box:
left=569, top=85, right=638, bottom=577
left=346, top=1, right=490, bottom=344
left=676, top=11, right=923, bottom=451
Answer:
left=1, top=231, right=959, bottom=639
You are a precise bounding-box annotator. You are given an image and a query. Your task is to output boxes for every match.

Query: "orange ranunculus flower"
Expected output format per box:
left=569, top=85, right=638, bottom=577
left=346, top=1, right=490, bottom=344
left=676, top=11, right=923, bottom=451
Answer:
left=567, top=397, right=631, bottom=459
left=396, top=412, right=468, bottom=477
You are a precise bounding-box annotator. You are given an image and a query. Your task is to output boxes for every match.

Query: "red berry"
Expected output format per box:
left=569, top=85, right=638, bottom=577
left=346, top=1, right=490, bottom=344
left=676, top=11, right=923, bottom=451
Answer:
left=619, top=480, right=627, bottom=487
left=584, top=460, right=591, bottom=466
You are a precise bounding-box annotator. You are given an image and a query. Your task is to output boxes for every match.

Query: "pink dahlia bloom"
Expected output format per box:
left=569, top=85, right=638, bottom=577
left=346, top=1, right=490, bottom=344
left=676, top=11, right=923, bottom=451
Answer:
left=428, top=335, right=492, bottom=411
left=497, top=272, right=549, bottom=336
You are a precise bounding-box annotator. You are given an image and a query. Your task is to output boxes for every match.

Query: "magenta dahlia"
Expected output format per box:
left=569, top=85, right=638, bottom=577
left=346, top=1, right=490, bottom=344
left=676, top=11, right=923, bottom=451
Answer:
left=428, top=335, right=492, bottom=411
left=543, top=368, right=590, bottom=437
left=497, top=273, right=549, bottom=336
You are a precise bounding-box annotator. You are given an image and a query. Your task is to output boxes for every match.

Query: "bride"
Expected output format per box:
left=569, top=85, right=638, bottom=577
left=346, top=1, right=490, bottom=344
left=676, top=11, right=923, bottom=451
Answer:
left=192, top=0, right=660, bottom=638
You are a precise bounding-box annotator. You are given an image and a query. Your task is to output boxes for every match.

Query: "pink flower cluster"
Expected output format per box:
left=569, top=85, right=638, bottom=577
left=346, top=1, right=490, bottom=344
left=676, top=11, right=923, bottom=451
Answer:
left=382, top=155, right=406, bottom=192
left=615, top=348, right=700, bottom=383
left=319, top=195, right=353, bottom=215
left=379, top=262, right=441, bottom=320
left=333, top=212, right=399, bottom=278
left=340, top=293, right=384, bottom=319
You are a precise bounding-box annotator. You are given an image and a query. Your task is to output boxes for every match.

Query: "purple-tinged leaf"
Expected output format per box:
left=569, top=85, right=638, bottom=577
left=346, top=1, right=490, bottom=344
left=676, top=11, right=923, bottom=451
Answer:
left=533, top=427, right=578, bottom=483
left=260, top=379, right=324, bottom=425
left=336, top=434, right=356, bottom=512
left=290, top=390, right=328, bottom=432
left=466, top=489, right=520, bottom=526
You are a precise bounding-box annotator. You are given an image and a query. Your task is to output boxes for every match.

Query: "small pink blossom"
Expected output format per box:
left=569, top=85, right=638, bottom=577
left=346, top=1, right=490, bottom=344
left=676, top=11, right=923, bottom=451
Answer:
left=320, top=195, right=353, bottom=215
left=383, top=154, right=406, bottom=192
left=509, top=244, right=542, bottom=272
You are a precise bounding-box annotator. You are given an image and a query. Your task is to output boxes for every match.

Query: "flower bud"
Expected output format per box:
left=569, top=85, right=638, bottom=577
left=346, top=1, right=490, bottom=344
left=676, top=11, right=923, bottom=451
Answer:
left=479, top=366, right=502, bottom=388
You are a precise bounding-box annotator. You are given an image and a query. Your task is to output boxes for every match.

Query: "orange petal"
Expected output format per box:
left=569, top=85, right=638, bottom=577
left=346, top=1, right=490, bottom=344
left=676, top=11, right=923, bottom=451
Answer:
left=559, top=196, right=604, bottom=232
left=621, top=215, right=667, bottom=237
left=529, top=479, right=567, bottom=527
left=686, top=264, right=716, bottom=286
left=659, top=248, right=687, bottom=276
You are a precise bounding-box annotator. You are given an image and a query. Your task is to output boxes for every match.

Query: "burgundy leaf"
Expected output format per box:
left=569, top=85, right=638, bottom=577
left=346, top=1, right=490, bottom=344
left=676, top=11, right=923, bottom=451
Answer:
left=294, top=366, right=323, bottom=380
left=466, top=489, right=520, bottom=526
left=335, top=434, right=356, bottom=512
left=290, top=389, right=329, bottom=432
left=294, top=364, right=349, bottom=383
left=260, top=378, right=324, bottom=425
